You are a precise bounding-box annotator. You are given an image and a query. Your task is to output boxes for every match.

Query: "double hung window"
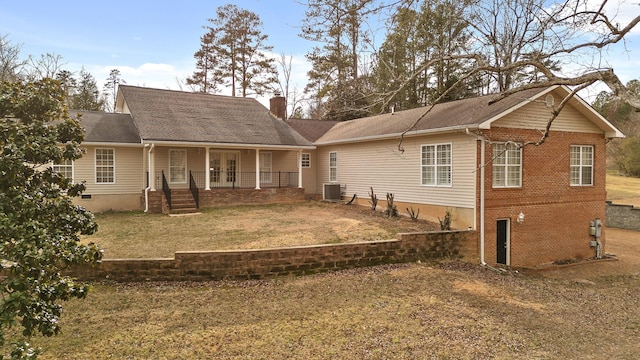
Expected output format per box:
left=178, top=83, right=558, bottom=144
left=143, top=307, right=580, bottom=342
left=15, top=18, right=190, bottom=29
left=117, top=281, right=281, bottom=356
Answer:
left=329, top=152, right=337, bottom=182
left=52, top=159, right=73, bottom=180
left=260, top=152, right=272, bottom=183
left=492, top=142, right=522, bottom=188
left=301, top=153, right=311, bottom=168
left=570, top=145, right=593, bottom=186
left=421, top=144, right=452, bottom=186
left=95, top=148, right=115, bottom=184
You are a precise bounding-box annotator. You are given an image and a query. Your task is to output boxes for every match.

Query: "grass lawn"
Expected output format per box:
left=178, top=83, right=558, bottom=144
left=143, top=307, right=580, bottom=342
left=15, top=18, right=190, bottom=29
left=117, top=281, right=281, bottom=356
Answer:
left=607, top=172, right=640, bottom=207
left=25, top=261, right=640, bottom=359
left=84, top=202, right=440, bottom=259
left=12, top=175, right=637, bottom=359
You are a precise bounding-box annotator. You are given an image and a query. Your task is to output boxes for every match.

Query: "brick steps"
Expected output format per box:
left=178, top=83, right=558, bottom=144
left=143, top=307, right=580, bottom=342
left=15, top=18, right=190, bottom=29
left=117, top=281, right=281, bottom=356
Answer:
left=165, top=189, right=198, bottom=214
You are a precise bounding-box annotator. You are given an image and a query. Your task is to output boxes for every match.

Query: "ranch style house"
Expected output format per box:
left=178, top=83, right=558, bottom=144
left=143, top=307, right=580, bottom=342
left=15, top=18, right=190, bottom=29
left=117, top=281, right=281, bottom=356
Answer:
left=62, top=85, right=623, bottom=267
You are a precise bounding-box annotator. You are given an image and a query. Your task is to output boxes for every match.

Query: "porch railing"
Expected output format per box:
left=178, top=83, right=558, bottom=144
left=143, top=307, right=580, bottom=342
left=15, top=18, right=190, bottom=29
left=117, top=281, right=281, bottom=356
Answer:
left=161, top=171, right=171, bottom=210
left=189, top=171, right=199, bottom=208
left=155, top=171, right=298, bottom=190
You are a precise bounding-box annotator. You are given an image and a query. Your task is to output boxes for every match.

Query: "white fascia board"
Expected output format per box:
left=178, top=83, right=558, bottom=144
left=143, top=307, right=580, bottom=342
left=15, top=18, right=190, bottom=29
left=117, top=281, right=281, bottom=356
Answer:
left=141, top=140, right=316, bottom=150
left=315, top=125, right=479, bottom=146
left=82, top=142, right=143, bottom=147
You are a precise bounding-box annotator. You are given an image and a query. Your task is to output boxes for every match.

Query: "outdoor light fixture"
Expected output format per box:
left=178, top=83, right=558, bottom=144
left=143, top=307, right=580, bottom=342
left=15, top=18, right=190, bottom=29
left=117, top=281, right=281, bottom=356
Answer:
left=517, top=212, right=525, bottom=224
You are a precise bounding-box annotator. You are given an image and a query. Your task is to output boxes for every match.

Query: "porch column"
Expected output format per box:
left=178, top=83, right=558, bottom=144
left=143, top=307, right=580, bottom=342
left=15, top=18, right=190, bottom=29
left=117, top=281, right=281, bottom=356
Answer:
left=205, top=147, right=210, bottom=190
left=149, top=145, right=156, bottom=191
left=298, top=149, right=303, bottom=188
left=255, top=148, right=261, bottom=189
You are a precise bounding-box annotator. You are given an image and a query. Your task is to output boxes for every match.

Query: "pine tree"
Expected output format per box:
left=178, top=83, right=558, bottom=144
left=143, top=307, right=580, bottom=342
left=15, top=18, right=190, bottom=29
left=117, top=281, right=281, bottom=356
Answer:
left=189, top=4, right=276, bottom=97
left=301, top=0, right=375, bottom=120
left=71, top=69, right=104, bottom=111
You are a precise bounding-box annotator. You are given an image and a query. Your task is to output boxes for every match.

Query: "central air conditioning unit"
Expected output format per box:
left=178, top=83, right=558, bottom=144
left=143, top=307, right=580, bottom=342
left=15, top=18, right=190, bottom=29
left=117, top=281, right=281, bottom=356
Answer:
left=323, top=183, right=342, bottom=201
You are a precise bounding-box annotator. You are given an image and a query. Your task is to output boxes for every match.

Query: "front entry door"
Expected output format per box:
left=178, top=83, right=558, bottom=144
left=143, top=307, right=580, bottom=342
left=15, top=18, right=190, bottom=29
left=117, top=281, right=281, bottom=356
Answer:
left=210, top=151, right=238, bottom=188
left=496, top=219, right=509, bottom=265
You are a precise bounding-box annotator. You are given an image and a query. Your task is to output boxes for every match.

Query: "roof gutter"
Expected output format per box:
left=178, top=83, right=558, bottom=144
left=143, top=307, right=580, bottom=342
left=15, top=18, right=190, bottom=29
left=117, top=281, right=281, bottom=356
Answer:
left=82, top=142, right=143, bottom=147
left=140, top=140, right=315, bottom=150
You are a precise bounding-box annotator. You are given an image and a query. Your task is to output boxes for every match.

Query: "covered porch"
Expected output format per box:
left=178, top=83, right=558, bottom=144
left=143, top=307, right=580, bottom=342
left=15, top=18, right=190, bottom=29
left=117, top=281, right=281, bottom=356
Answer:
left=143, top=144, right=310, bottom=213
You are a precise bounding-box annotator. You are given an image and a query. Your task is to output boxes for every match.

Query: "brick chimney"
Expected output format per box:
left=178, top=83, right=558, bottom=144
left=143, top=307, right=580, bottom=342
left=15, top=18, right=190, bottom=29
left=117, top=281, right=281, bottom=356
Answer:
left=269, top=94, right=286, bottom=120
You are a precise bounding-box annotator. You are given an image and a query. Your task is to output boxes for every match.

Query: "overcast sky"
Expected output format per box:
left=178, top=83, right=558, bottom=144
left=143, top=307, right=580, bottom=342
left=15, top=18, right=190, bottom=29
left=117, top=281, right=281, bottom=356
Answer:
left=1, top=0, right=638, bottom=106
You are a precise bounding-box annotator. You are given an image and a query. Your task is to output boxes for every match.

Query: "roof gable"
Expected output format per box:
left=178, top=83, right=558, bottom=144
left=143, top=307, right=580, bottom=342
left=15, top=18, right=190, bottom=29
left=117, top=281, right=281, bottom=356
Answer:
left=118, top=86, right=312, bottom=147
left=286, top=119, right=340, bottom=142
left=479, top=86, right=624, bottom=139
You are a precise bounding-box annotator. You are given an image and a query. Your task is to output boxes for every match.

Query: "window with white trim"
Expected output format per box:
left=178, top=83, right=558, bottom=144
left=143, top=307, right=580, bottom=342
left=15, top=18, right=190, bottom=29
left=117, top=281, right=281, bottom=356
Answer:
left=329, top=152, right=337, bottom=182
left=421, top=144, right=451, bottom=186
left=492, top=142, right=522, bottom=188
left=169, top=149, right=187, bottom=183
left=95, top=148, right=115, bottom=184
left=301, top=153, right=311, bottom=168
left=52, top=159, right=73, bottom=180
left=260, top=152, right=272, bottom=183
left=570, top=145, right=593, bottom=186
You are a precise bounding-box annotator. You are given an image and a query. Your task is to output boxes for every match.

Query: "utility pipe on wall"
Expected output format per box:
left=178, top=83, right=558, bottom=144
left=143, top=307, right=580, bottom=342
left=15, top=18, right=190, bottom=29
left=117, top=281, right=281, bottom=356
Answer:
left=480, top=139, right=486, bottom=265
left=144, top=143, right=155, bottom=213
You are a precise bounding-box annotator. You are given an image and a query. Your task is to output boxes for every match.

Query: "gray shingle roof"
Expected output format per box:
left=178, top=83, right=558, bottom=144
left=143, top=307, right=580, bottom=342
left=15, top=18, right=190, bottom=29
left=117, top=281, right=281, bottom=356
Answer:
left=316, top=87, right=547, bottom=144
left=119, top=86, right=312, bottom=147
left=73, top=110, right=140, bottom=144
left=286, top=118, right=339, bottom=142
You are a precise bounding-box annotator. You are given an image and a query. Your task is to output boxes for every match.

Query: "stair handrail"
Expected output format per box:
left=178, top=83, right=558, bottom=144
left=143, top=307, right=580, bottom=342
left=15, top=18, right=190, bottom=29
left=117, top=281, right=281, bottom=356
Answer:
left=161, top=171, right=171, bottom=210
left=189, top=171, right=199, bottom=209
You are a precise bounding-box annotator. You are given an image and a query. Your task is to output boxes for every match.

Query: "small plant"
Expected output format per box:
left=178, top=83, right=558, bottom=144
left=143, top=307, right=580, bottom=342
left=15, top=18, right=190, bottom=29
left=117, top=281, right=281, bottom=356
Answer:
left=368, top=186, right=378, bottom=211
left=406, top=207, right=420, bottom=220
left=438, top=209, right=452, bottom=230
left=385, top=193, right=398, bottom=217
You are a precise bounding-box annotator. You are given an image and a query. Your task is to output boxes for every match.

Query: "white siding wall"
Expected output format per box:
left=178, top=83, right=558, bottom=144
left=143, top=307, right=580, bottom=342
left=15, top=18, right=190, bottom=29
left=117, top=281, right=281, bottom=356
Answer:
left=492, top=98, right=603, bottom=133
left=316, top=133, right=477, bottom=209
left=76, top=146, right=144, bottom=195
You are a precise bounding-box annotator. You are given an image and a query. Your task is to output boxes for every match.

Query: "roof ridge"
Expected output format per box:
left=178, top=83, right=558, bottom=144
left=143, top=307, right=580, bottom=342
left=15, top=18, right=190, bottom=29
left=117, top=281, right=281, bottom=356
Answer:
left=119, top=85, right=263, bottom=104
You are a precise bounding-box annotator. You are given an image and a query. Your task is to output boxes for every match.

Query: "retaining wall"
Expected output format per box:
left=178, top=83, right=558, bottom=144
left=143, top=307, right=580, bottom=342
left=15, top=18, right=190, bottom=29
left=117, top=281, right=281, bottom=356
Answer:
left=606, top=201, right=640, bottom=231
left=71, top=230, right=477, bottom=282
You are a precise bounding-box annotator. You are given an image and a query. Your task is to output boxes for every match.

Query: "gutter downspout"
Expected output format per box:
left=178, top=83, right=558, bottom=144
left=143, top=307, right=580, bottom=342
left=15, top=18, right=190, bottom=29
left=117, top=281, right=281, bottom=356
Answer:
left=144, top=143, right=155, bottom=213
left=480, top=139, right=486, bottom=266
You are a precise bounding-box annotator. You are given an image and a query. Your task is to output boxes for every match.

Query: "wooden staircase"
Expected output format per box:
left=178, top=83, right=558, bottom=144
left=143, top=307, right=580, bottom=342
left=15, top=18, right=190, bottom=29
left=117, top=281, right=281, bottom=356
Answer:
left=165, top=189, right=199, bottom=214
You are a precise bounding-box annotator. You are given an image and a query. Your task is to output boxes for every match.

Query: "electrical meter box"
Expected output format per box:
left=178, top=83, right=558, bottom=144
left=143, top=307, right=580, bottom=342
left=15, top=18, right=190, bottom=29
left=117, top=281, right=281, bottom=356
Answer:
left=589, top=219, right=602, bottom=237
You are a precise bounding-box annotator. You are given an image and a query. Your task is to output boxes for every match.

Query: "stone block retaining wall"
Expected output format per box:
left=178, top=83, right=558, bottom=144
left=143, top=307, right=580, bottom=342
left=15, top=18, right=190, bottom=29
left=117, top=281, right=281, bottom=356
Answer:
left=606, top=201, right=640, bottom=232
left=71, top=230, right=477, bottom=282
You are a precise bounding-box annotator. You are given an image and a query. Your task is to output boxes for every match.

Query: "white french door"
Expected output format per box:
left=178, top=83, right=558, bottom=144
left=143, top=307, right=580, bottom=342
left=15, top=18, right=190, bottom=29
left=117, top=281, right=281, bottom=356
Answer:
left=209, top=151, right=239, bottom=187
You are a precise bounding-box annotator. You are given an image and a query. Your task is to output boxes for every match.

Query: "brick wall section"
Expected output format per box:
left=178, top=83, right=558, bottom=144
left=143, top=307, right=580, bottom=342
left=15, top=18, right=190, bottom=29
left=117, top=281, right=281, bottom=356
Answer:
left=145, top=188, right=305, bottom=213
left=478, top=128, right=607, bottom=267
left=606, top=201, right=640, bottom=231
left=70, top=230, right=477, bottom=282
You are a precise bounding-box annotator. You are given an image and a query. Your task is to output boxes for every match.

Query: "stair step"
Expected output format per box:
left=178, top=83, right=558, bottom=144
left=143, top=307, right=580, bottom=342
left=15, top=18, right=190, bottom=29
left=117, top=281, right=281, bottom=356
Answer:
left=162, top=189, right=199, bottom=214
left=168, top=207, right=199, bottom=215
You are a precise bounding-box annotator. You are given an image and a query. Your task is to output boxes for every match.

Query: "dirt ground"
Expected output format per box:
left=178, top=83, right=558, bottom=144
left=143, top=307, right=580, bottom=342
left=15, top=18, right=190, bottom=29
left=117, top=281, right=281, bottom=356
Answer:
left=533, top=227, right=640, bottom=279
